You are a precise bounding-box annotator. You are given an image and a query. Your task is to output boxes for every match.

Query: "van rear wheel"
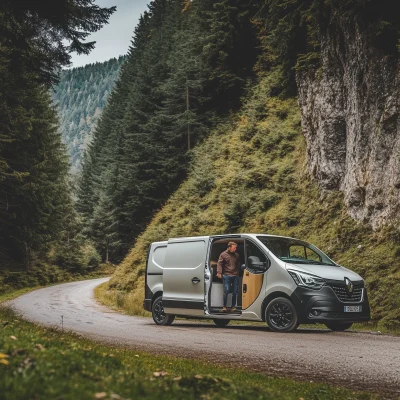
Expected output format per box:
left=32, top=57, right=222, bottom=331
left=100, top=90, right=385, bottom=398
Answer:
left=325, top=322, right=353, bottom=331
left=152, top=297, right=175, bottom=326
left=213, top=319, right=230, bottom=327
left=265, top=297, right=299, bottom=332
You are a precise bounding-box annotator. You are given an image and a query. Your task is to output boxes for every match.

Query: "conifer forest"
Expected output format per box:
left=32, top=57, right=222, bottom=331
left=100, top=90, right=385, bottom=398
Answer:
left=1, top=0, right=400, bottom=328
left=52, top=57, right=125, bottom=173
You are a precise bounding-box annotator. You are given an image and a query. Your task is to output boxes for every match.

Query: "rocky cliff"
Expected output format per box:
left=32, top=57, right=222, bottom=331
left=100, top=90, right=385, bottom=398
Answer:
left=297, top=20, right=400, bottom=228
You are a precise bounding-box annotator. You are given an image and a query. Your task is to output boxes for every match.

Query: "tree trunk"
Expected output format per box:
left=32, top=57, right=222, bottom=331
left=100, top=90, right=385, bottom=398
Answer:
left=186, top=81, right=190, bottom=151
left=24, top=241, right=30, bottom=269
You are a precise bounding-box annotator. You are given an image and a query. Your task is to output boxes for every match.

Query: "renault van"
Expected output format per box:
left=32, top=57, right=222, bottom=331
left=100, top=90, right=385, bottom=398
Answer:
left=143, top=234, right=370, bottom=332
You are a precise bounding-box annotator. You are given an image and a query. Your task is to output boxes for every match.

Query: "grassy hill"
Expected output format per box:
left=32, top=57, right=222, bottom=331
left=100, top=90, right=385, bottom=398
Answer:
left=104, top=70, right=400, bottom=330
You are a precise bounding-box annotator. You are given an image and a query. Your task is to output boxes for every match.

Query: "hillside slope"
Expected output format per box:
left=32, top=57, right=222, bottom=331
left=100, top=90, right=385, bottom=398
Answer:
left=105, top=71, right=400, bottom=329
left=52, top=56, right=125, bottom=173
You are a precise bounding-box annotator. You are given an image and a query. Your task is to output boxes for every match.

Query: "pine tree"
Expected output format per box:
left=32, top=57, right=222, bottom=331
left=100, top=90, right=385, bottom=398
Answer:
left=0, top=1, right=114, bottom=267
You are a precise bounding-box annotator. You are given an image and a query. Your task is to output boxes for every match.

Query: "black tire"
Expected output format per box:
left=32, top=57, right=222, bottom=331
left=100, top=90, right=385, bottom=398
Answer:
left=213, top=319, right=230, bottom=327
left=265, top=297, right=299, bottom=332
left=325, top=322, right=353, bottom=331
left=152, top=297, right=175, bottom=326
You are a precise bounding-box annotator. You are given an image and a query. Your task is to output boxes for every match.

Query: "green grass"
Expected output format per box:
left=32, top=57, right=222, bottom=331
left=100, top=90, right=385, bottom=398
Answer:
left=0, top=263, right=114, bottom=298
left=0, top=306, right=377, bottom=400
left=104, top=69, right=400, bottom=331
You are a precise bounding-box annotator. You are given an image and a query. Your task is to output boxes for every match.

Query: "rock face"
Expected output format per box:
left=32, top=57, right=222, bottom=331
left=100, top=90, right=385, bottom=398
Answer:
left=297, top=21, right=400, bottom=228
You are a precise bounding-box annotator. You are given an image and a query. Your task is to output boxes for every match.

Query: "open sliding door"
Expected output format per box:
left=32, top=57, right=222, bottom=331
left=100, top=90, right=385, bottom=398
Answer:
left=242, top=239, right=265, bottom=309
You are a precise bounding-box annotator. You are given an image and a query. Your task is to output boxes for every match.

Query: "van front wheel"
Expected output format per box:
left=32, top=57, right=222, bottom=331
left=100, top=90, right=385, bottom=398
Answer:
left=265, top=297, right=299, bottom=332
left=152, top=297, right=175, bottom=326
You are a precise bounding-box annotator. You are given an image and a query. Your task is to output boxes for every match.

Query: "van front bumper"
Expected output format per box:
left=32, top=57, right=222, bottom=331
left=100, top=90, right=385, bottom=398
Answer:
left=290, top=285, right=371, bottom=324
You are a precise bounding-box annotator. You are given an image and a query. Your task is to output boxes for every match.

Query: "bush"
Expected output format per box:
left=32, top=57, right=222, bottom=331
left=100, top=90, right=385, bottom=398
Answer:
left=82, top=243, right=101, bottom=269
left=51, top=240, right=86, bottom=272
left=224, top=195, right=249, bottom=232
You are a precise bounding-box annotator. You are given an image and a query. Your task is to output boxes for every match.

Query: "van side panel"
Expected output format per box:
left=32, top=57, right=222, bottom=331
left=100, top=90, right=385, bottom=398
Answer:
left=163, top=239, right=206, bottom=316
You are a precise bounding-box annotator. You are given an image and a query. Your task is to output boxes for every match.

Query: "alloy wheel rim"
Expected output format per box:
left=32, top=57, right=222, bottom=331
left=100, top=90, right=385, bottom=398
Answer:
left=269, top=302, right=293, bottom=328
left=154, top=301, right=166, bottom=323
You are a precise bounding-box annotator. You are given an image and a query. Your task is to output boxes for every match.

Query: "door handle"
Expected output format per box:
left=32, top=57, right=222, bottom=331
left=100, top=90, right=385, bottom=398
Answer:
left=243, top=284, right=247, bottom=293
left=192, top=277, right=201, bottom=284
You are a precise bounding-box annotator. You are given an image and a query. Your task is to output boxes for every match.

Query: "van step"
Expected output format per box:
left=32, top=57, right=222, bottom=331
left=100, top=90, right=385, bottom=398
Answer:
left=210, top=307, right=242, bottom=315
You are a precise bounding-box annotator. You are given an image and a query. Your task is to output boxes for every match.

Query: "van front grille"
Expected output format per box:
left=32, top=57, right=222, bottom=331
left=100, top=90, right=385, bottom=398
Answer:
left=329, top=285, right=363, bottom=303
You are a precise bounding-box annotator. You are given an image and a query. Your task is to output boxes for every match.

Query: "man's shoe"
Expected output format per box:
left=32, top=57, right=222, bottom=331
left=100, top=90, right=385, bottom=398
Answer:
left=220, top=307, right=227, bottom=312
left=230, top=307, right=237, bottom=312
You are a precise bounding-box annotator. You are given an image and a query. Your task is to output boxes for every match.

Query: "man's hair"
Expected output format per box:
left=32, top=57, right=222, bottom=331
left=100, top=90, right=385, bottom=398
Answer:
left=227, top=241, right=237, bottom=248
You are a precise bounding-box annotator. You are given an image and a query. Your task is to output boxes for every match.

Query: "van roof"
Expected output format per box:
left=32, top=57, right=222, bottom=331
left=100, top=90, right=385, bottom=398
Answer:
left=167, top=233, right=300, bottom=241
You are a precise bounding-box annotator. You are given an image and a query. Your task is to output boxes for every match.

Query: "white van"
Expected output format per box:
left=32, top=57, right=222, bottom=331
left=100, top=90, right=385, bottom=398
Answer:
left=143, top=234, right=371, bottom=332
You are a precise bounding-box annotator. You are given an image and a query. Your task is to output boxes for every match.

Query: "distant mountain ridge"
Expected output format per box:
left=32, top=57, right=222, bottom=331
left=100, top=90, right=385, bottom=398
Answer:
left=52, top=56, right=126, bottom=173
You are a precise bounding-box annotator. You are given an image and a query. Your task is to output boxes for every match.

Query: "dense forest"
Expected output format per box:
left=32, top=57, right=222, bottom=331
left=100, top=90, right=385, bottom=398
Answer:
left=0, top=0, right=115, bottom=275
left=52, top=57, right=125, bottom=173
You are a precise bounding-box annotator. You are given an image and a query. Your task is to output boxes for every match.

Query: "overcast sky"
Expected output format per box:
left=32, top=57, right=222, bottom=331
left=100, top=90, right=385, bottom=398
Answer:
left=69, top=0, right=150, bottom=68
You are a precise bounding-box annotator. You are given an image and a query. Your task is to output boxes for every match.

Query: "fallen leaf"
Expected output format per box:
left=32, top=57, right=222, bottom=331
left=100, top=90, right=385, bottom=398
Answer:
left=10, top=336, right=17, bottom=340
left=153, top=371, right=168, bottom=377
left=134, top=354, right=139, bottom=358
left=94, top=393, right=107, bottom=399
left=0, top=353, right=9, bottom=359
left=0, top=359, right=9, bottom=366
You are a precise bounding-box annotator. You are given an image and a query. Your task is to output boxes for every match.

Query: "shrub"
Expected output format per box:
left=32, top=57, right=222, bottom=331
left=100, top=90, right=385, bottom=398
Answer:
left=82, top=243, right=101, bottom=268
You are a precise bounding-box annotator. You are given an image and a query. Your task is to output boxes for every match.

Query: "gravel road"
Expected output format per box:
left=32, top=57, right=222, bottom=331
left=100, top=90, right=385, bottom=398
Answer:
left=9, top=278, right=400, bottom=397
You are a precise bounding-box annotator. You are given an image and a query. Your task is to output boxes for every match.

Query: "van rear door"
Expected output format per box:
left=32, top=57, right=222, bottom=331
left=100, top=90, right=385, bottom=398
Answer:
left=163, top=237, right=208, bottom=316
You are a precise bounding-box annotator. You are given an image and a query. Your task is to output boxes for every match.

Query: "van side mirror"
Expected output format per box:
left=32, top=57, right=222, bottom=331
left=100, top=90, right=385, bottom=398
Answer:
left=247, top=256, right=270, bottom=274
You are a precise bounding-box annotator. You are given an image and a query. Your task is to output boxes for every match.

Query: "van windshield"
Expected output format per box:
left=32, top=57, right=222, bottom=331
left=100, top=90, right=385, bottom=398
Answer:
left=257, top=236, right=336, bottom=266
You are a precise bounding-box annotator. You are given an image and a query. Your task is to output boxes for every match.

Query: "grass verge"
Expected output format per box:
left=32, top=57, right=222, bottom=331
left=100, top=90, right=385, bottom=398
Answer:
left=0, top=263, right=115, bottom=300
left=0, top=305, right=377, bottom=400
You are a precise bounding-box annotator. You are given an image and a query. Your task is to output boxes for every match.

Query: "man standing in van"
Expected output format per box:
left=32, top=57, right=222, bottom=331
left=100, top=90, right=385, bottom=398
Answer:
left=217, top=242, right=240, bottom=312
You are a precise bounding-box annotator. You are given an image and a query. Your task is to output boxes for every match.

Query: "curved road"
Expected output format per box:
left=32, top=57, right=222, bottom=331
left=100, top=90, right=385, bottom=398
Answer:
left=9, top=278, right=400, bottom=397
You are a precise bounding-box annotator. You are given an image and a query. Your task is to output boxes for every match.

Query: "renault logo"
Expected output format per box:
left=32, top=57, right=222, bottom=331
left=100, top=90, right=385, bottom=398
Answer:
left=345, top=278, right=353, bottom=294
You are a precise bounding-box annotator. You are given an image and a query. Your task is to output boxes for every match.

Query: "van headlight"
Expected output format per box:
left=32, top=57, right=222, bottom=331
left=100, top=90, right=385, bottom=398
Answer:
left=288, top=270, right=325, bottom=290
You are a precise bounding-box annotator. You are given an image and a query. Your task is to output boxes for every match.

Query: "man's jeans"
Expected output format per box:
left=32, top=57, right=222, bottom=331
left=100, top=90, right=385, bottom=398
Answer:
left=222, top=275, right=239, bottom=307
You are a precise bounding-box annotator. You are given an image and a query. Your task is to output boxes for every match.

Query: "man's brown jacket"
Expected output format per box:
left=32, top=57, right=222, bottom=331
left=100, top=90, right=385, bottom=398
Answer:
left=217, top=250, right=240, bottom=276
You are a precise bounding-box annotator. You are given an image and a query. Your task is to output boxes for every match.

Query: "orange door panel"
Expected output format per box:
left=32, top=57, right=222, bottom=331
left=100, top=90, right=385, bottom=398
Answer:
left=242, top=270, right=263, bottom=309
